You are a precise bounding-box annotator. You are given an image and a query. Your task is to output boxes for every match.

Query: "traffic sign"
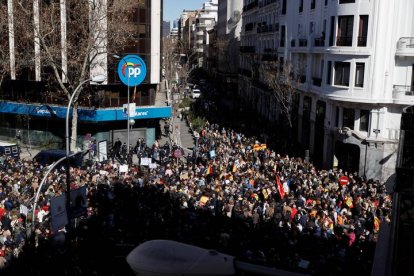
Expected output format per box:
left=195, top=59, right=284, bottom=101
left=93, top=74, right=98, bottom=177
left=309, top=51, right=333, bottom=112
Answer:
left=339, top=175, right=349, bottom=185
left=117, top=55, right=147, bottom=87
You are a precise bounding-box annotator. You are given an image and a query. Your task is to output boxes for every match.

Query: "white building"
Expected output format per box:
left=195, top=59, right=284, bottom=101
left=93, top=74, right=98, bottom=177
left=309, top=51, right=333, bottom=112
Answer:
left=239, top=0, right=414, bottom=182
left=194, top=0, right=218, bottom=67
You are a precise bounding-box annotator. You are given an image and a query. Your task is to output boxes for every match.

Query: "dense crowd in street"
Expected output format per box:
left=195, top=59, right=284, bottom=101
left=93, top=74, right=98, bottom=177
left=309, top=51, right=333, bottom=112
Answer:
left=0, top=116, right=392, bottom=274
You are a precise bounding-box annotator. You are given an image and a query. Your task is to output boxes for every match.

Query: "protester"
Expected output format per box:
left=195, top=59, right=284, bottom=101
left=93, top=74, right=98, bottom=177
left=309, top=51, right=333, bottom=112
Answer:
left=0, top=120, right=392, bottom=274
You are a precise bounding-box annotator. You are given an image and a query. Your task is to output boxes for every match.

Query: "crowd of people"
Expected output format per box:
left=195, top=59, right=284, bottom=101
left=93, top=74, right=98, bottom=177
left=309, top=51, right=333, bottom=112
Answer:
left=0, top=115, right=392, bottom=274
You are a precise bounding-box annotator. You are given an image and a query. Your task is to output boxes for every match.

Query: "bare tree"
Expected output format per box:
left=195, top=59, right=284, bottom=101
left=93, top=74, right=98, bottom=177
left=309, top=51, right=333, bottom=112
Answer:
left=162, top=37, right=197, bottom=94
left=260, top=59, right=301, bottom=128
left=3, top=0, right=136, bottom=150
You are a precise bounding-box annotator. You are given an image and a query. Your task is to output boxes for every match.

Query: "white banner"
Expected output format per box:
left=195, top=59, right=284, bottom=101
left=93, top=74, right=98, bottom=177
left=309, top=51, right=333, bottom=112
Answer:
left=98, top=140, right=108, bottom=162
left=140, top=157, right=152, bottom=166
left=19, top=204, right=28, bottom=216
left=119, top=164, right=129, bottom=173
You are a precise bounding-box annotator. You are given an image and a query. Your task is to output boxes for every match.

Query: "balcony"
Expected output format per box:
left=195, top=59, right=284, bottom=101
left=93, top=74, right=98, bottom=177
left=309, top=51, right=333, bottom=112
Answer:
left=393, top=85, right=414, bottom=104
left=396, top=37, right=414, bottom=57
left=314, top=38, right=325, bottom=47
left=243, top=0, right=258, bottom=12
left=245, top=22, right=254, bottom=32
left=336, top=36, right=353, bottom=46
left=257, top=24, right=275, bottom=34
left=299, top=38, right=308, bottom=47
left=240, top=46, right=256, bottom=53
left=312, top=77, right=322, bottom=87
left=259, top=0, right=276, bottom=8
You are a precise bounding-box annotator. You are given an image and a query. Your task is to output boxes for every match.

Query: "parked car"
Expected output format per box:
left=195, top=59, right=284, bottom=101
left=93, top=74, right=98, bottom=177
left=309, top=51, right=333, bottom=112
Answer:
left=191, top=89, right=201, bottom=99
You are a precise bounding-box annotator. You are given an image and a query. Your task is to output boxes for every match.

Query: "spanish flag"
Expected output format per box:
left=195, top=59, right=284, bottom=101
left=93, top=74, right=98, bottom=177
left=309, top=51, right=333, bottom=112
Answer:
left=232, top=163, right=237, bottom=173
left=206, top=165, right=213, bottom=175
left=276, top=175, right=285, bottom=199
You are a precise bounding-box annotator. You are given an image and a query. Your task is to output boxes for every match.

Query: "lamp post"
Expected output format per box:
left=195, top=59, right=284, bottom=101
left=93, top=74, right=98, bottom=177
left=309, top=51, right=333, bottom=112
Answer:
left=65, top=75, right=105, bottom=229
left=113, top=54, right=131, bottom=155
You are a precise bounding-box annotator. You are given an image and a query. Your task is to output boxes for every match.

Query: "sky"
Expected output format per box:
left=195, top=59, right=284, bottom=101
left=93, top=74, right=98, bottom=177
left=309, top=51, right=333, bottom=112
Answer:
left=163, top=0, right=206, bottom=27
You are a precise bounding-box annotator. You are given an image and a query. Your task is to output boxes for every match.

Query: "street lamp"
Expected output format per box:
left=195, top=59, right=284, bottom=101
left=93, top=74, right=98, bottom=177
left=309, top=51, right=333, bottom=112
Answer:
left=65, top=74, right=105, bottom=229
left=113, top=54, right=132, bottom=155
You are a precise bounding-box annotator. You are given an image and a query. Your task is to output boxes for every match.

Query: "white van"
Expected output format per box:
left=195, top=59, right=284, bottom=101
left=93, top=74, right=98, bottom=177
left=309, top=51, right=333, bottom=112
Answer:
left=191, top=89, right=201, bottom=99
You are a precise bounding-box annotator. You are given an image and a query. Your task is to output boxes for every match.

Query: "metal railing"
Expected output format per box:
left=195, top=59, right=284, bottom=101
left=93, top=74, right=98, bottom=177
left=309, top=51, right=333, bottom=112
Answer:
left=397, top=37, right=414, bottom=51
left=393, top=85, right=414, bottom=97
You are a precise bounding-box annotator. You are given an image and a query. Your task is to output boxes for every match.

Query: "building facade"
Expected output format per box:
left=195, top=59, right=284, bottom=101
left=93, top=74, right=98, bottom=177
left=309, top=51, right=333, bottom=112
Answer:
left=0, top=0, right=168, bottom=148
left=214, top=0, right=243, bottom=93
left=238, top=0, right=414, bottom=182
left=194, top=0, right=218, bottom=67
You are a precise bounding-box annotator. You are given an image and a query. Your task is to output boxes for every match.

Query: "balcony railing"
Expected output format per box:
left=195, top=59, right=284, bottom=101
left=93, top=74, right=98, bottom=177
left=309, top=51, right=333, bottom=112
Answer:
left=396, top=37, right=414, bottom=53
left=299, top=38, right=308, bottom=47
left=257, top=24, right=275, bottom=33
left=336, top=36, right=353, bottom=46
left=312, top=77, right=322, bottom=87
left=243, top=0, right=258, bottom=12
left=259, top=0, right=276, bottom=8
left=314, top=38, right=325, bottom=47
left=358, top=36, right=367, bottom=47
left=240, top=46, right=256, bottom=53
left=393, top=85, right=414, bottom=96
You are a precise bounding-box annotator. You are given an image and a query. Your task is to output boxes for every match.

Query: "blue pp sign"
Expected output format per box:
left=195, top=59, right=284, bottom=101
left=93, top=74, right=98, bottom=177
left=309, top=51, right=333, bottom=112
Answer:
left=117, top=55, right=147, bottom=87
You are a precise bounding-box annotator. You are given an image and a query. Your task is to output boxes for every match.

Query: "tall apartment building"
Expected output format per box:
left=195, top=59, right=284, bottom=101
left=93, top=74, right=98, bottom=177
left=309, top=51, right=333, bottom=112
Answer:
left=239, top=0, right=414, bottom=181
left=194, top=0, right=218, bottom=67
left=214, top=0, right=243, bottom=93
left=0, top=0, right=168, bottom=148
left=179, top=10, right=198, bottom=50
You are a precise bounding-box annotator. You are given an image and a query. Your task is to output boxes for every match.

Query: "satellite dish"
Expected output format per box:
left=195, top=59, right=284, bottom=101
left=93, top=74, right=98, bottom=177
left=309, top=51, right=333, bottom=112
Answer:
left=227, top=10, right=241, bottom=30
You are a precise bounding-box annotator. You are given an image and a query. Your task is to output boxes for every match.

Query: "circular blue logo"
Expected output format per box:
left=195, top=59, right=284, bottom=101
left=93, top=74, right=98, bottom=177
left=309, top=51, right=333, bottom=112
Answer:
left=117, top=55, right=147, bottom=87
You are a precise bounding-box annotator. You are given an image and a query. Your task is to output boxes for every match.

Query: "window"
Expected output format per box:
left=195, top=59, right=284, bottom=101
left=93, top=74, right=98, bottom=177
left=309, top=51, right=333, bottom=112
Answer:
left=359, top=110, right=369, bottom=132
left=337, top=16, right=354, bottom=46
left=335, top=106, right=340, bottom=127
left=358, top=15, right=369, bottom=46
left=310, top=22, right=315, bottom=34
left=311, top=0, right=316, bottom=10
left=334, top=62, right=350, bottom=86
left=325, top=0, right=328, bottom=6
left=327, top=61, right=332, bottom=84
left=329, top=16, right=335, bottom=46
left=280, top=25, right=286, bottom=47
left=299, top=0, right=303, bottom=12
left=339, top=0, right=355, bottom=3
left=355, top=63, right=365, bottom=87
left=343, top=108, right=355, bottom=130
left=282, top=0, right=287, bottom=14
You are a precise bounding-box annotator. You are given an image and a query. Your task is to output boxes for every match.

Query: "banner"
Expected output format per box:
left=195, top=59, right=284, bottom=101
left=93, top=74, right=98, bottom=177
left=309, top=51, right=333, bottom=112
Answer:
left=50, top=194, right=68, bottom=232
left=119, top=164, right=129, bottom=173
left=140, top=157, right=152, bottom=166
left=70, top=186, right=88, bottom=218
left=19, top=205, right=28, bottom=216
left=276, top=175, right=285, bottom=199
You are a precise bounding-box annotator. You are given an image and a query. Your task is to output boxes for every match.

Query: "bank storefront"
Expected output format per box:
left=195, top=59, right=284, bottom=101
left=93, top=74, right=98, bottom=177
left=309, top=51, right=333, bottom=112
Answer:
left=0, top=101, right=172, bottom=149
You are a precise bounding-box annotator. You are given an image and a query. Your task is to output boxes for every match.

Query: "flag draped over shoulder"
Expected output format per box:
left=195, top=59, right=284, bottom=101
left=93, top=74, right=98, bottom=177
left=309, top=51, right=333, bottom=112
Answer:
left=205, top=165, right=213, bottom=175
left=276, top=175, right=285, bottom=199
